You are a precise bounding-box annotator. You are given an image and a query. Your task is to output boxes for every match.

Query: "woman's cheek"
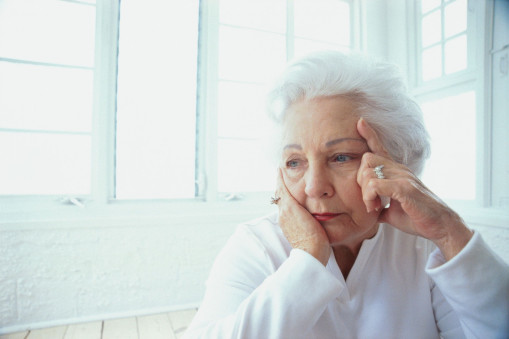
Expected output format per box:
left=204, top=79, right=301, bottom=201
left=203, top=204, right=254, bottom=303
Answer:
left=335, top=170, right=365, bottom=205
left=282, top=171, right=306, bottom=201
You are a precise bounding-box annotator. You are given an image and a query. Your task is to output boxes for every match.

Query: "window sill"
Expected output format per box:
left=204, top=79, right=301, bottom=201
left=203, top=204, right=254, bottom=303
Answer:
left=1, top=196, right=507, bottom=231
left=0, top=194, right=276, bottom=231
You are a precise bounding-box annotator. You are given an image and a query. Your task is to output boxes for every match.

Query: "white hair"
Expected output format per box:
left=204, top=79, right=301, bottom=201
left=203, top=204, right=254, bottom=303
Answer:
left=266, top=50, right=430, bottom=175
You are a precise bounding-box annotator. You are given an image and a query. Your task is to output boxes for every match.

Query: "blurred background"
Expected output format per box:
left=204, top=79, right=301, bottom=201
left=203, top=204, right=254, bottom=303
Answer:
left=0, top=0, right=508, bottom=334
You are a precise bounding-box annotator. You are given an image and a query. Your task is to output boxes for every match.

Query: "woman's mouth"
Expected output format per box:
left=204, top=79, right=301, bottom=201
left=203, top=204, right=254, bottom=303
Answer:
left=312, top=213, right=340, bottom=222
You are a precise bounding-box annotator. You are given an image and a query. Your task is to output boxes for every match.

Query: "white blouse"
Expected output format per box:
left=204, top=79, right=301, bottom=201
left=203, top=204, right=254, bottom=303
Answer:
left=184, top=213, right=509, bottom=339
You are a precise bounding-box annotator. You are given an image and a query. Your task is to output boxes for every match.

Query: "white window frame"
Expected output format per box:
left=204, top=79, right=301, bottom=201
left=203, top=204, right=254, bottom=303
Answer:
left=406, top=0, right=509, bottom=228
left=0, top=0, right=357, bottom=229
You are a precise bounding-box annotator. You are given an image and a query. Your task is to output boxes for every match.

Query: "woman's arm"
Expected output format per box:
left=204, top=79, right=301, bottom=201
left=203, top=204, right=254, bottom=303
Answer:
left=356, top=118, right=473, bottom=260
left=356, top=118, right=508, bottom=336
left=428, top=232, right=509, bottom=338
left=183, top=224, right=342, bottom=338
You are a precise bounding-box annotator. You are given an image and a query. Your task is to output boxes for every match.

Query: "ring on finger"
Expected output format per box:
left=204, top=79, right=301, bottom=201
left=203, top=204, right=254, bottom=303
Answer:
left=270, top=196, right=281, bottom=205
left=374, top=165, right=385, bottom=179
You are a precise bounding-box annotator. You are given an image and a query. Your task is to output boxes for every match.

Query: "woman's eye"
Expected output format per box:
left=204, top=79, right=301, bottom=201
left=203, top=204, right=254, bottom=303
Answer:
left=334, top=154, right=352, bottom=163
left=287, top=160, right=299, bottom=168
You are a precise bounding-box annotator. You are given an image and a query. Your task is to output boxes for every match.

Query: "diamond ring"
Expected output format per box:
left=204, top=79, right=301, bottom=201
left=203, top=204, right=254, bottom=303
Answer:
left=374, top=165, right=385, bottom=179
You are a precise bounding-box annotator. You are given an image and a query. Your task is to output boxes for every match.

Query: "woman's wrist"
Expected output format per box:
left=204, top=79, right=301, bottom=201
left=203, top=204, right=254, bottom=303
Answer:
left=295, top=241, right=331, bottom=266
left=432, top=216, right=473, bottom=261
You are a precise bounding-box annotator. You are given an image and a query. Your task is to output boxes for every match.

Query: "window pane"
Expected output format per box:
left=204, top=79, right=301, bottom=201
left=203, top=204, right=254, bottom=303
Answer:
left=219, top=0, right=286, bottom=33
left=0, top=132, right=91, bottom=195
left=0, top=61, right=93, bottom=133
left=444, top=34, right=467, bottom=74
left=218, top=26, right=287, bottom=83
left=294, top=0, right=350, bottom=46
left=218, top=139, right=275, bottom=193
left=115, top=0, right=199, bottom=199
left=444, top=0, right=467, bottom=38
left=421, top=0, right=441, bottom=14
left=421, top=91, right=476, bottom=200
left=422, top=45, right=442, bottom=81
left=217, top=82, right=271, bottom=139
left=421, top=10, right=442, bottom=47
left=0, top=0, right=95, bottom=67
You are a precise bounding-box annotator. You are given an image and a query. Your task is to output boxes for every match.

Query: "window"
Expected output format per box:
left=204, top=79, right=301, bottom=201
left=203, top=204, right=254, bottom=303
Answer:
left=420, top=90, right=476, bottom=200
left=0, top=0, right=95, bottom=196
left=115, top=0, right=199, bottom=199
left=214, top=0, right=352, bottom=195
left=0, top=0, right=353, bottom=214
left=411, top=0, right=479, bottom=204
left=412, top=0, right=508, bottom=221
left=418, top=0, right=470, bottom=82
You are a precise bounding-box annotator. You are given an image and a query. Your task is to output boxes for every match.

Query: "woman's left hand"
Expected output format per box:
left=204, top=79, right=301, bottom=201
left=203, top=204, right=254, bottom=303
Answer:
left=356, top=118, right=473, bottom=261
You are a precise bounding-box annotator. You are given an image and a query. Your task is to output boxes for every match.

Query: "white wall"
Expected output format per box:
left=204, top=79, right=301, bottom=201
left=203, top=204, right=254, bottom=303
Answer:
left=1, top=211, right=508, bottom=334
left=0, top=208, right=271, bottom=334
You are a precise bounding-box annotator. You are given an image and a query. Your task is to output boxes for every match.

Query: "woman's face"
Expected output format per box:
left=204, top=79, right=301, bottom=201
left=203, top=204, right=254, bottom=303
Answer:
left=280, top=96, right=380, bottom=251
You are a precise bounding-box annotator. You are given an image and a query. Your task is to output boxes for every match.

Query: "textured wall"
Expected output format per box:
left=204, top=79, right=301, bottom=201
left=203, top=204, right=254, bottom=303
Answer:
left=471, top=224, right=509, bottom=263
left=0, top=217, right=241, bottom=333
left=1, top=217, right=508, bottom=334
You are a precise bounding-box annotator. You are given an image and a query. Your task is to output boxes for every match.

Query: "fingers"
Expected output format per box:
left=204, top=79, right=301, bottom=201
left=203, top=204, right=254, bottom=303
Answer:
left=357, top=118, right=391, bottom=159
left=361, top=177, right=395, bottom=213
left=274, top=168, right=301, bottom=214
left=275, top=168, right=331, bottom=265
left=357, top=152, right=397, bottom=213
left=275, top=168, right=292, bottom=204
left=355, top=117, right=402, bottom=214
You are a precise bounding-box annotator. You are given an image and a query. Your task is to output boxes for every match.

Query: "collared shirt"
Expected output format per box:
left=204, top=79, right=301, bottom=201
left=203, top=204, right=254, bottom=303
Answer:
left=185, top=213, right=509, bottom=338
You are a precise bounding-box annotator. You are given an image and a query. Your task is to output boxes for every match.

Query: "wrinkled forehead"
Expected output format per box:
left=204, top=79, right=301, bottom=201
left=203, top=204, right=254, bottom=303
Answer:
left=281, top=96, right=361, bottom=138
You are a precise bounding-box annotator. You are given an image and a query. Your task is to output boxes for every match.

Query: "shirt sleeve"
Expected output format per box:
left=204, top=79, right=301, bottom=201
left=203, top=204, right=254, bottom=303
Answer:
left=426, top=231, right=509, bottom=338
left=183, top=225, right=342, bottom=339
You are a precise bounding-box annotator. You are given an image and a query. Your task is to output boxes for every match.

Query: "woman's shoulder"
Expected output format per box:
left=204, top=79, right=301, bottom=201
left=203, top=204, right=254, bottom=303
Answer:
left=235, top=212, right=292, bottom=261
left=207, top=212, right=291, bottom=284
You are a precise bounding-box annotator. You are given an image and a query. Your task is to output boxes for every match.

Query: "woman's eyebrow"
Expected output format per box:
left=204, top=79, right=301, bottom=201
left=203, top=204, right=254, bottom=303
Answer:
left=283, top=144, right=302, bottom=150
left=325, top=138, right=366, bottom=147
left=283, top=138, right=366, bottom=150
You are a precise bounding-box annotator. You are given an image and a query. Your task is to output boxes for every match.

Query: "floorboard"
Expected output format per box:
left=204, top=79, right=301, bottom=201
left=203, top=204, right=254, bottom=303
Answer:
left=63, top=321, right=102, bottom=339
left=1, top=309, right=197, bottom=339
left=168, top=309, right=197, bottom=338
left=137, top=314, right=175, bottom=339
left=102, top=318, right=137, bottom=339
left=0, top=332, right=29, bottom=339
left=26, top=326, right=67, bottom=339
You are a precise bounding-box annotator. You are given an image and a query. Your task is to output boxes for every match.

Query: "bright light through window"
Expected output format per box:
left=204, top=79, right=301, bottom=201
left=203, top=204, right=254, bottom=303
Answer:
left=420, top=91, right=476, bottom=200
left=216, top=0, right=352, bottom=194
left=115, top=0, right=199, bottom=199
left=419, top=0, right=468, bottom=82
left=0, top=0, right=352, bottom=199
left=0, top=0, right=95, bottom=196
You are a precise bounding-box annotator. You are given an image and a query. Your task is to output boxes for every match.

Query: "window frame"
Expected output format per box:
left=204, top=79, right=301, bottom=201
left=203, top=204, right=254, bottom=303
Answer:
left=408, top=0, right=509, bottom=227
left=0, top=0, right=356, bottom=226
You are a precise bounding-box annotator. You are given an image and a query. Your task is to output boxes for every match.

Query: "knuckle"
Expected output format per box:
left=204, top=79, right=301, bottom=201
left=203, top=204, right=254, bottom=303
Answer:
left=362, top=152, right=375, bottom=164
left=366, top=178, right=378, bottom=191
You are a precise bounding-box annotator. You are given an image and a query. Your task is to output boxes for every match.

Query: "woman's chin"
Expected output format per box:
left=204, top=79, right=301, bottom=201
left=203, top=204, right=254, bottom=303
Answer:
left=323, top=219, right=379, bottom=248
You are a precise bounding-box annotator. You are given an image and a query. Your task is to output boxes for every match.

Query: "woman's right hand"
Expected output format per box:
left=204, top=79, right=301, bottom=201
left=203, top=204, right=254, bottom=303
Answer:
left=275, top=168, right=331, bottom=266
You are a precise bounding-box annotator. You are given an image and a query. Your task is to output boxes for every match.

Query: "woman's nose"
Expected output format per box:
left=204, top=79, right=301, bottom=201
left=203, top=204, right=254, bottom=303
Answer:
left=304, top=165, right=334, bottom=198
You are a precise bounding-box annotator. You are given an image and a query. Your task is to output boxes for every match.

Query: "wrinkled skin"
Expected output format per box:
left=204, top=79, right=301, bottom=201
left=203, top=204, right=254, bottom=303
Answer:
left=275, top=96, right=472, bottom=274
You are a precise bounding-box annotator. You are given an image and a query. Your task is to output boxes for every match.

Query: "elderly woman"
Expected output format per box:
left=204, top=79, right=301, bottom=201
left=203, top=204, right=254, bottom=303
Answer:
left=184, top=51, right=509, bottom=338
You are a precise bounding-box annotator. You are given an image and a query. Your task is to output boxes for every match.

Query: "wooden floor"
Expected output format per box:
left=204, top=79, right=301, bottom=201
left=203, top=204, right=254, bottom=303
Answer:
left=0, top=309, right=197, bottom=339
